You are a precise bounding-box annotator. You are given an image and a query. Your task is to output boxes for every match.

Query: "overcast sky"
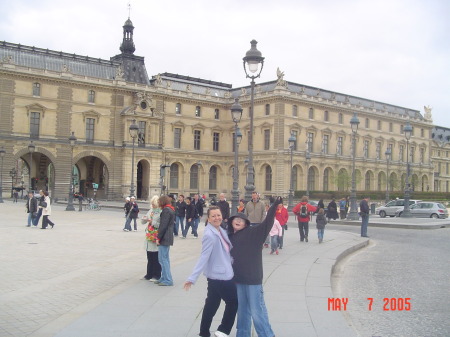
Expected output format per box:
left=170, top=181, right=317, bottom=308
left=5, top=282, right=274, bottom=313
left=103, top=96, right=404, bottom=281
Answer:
left=1, top=0, right=449, bottom=127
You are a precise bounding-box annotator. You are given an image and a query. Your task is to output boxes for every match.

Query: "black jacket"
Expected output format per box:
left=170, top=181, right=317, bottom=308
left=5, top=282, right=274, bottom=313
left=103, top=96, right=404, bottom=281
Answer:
left=124, top=202, right=131, bottom=215
left=360, top=199, right=370, bottom=215
left=228, top=198, right=281, bottom=285
left=129, top=202, right=139, bottom=219
left=193, top=199, right=204, bottom=218
left=26, top=197, right=38, bottom=214
left=158, top=206, right=175, bottom=246
left=217, top=200, right=230, bottom=221
left=185, top=203, right=195, bottom=222
left=175, top=201, right=187, bottom=217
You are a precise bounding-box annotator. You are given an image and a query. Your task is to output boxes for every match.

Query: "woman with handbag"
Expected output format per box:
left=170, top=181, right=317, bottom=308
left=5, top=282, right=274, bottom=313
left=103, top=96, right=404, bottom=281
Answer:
left=41, top=191, right=55, bottom=229
left=142, top=195, right=162, bottom=281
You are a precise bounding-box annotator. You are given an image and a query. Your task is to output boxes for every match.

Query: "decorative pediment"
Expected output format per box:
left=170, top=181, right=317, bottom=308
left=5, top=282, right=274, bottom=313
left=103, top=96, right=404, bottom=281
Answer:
left=290, top=122, right=302, bottom=130
left=82, top=109, right=101, bottom=123
left=210, top=125, right=224, bottom=135
left=321, top=127, right=333, bottom=136
left=171, top=121, right=186, bottom=132
left=259, top=122, right=273, bottom=132
left=26, top=103, right=47, bottom=117
left=305, top=125, right=318, bottom=133
left=191, top=122, right=207, bottom=134
left=375, top=136, right=385, bottom=143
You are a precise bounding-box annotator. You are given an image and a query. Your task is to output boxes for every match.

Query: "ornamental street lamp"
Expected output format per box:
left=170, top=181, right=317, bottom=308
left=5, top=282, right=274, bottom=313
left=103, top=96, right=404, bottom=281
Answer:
left=196, top=161, right=202, bottom=196
left=305, top=148, right=311, bottom=197
left=231, top=98, right=243, bottom=216
left=10, top=168, right=17, bottom=198
left=242, top=39, right=264, bottom=202
left=402, top=122, right=413, bottom=217
left=66, top=132, right=77, bottom=211
left=0, top=147, right=5, bottom=203
left=28, top=141, right=35, bottom=192
left=385, top=147, right=392, bottom=204
left=347, top=112, right=360, bottom=220
left=288, top=132, right=296, bottom=211
left=129, top=119, right=139, bottom=197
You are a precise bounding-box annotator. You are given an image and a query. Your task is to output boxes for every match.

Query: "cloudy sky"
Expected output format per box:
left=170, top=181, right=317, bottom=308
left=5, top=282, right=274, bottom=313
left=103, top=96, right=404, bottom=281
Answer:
left=1, top=0, right=449, bottom=127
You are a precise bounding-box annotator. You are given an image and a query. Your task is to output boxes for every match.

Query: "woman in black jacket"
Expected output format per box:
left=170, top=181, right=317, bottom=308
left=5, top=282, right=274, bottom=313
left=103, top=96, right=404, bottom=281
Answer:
left=182, top=197, right=196, bottom=238
left=156, top=195, right=175, bottom=286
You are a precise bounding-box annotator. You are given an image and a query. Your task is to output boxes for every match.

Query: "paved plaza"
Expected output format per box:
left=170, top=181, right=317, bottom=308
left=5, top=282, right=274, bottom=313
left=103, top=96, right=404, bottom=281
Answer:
left=4, top=199, right=446, bottom=337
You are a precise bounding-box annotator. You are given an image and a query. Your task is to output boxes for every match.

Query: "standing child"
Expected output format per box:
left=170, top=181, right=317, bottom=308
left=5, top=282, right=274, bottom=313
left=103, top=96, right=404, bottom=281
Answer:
left=316, top=208, right=327, bottom=243
left=269, top=218, right=282, bottom=255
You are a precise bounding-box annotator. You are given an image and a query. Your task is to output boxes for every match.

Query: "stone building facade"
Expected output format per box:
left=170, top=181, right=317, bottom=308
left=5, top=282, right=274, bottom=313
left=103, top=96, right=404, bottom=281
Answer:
left=0, top=18, right=440, bottom=201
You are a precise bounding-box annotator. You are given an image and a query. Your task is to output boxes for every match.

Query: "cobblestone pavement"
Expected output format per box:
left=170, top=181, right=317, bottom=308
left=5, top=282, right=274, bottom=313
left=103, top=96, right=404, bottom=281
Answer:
left=0, top=201, right=203, bottom=337
left=330, top=224, right=450, bottom=337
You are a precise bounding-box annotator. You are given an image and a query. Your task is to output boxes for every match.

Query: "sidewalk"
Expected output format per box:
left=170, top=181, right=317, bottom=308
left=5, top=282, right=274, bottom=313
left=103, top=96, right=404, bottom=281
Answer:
left=0, top=200, right=373, bottom=336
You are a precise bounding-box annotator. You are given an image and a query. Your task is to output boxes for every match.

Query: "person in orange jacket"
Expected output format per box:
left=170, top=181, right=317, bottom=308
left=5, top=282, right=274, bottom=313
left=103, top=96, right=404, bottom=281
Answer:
left=292, top=196, right=317, bottom=242
left=275, top=202, right=289, bottom=249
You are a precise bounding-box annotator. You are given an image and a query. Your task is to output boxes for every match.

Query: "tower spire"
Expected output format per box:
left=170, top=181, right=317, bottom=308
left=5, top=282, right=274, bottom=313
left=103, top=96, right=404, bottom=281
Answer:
left=120, top=8, right=135, bottom=55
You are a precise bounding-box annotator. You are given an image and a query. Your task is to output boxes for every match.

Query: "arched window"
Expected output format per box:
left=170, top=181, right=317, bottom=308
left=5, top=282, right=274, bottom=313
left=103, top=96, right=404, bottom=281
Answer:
left=308, top=167, right=315, bottom=191
left=209, top=166, right=217, bottom=190
left=265, top=166, right=272, bottom=191
left=365, top=171, right=371, bottom=190
left=292, top=166, right=298, bottom=190
left=323, top=168, right=330, bottom=191
left=169, top=163, right=179, bottom=189
left=190, top=164, right=199, bottom=190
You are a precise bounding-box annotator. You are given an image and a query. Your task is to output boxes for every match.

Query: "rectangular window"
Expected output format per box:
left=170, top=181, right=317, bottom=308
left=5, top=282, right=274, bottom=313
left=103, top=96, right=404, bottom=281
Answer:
left=292, top=105, right=298, bottom=117
left=400, top=124, right=404, bottom=134
left=411, top=146, right=415, bottom=162
left=174, top=128, right=181, bottom=149
left=421, top=128, right=424, bottom=137
left=88, top=90, right=95, bottom=103
left=399, top=145, right=404, bottom=161
left=86, top=118, right=95, bottom=143
left=447, top=163, right=449, bottom=175
left=389, top=123, right=393, bottom=132
left=30, top=112, right=40, bottom=139
left=324, top=111, right=329, bottom=122
left=138, top=121, right=146, bottom=147
left=365, top=118, right=369, bottom=128
left=264, top=129, right=270, bottom=150
left=33, top=83, right=41, bottom=96
left=308, top=108, right=314, bottom=119
left=194, top=130, right=201, bottom=150
left=322, top=135, right=329, bottom=154
left=363, top=140, right=369, bottom=158
left=214, top=109, right=220, bottom=120
left=376, top=142, right=381, bottom=160
left=338, top=113, right=343, bottom=124
left=213, top=132, right=219, bottom=152
left=420, top=148, right=425, bottom=164
left=195, top=106, right=201, bottom=117
left=307, top=132, right=314, bottom=152
left=265, top=104, right=270, bottom=116
left=337, top=136, right=343, bottom=155
left=377, top=120, right=382, bottom=131
left=388, top=144, right=394, bottom=160
left=438, top=162, right=441, bottom=173
left=175, top=103, right=181, bottom=115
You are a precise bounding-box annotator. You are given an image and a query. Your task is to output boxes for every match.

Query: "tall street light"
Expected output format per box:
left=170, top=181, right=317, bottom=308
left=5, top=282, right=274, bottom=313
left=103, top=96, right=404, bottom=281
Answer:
left=28, top=141, right=35, bottom=192
left=0, top=147, right=5, bottom=203
left=305, top=148, right=311, bottom=197
left=196, top=161, right=202, bottom=196
left=66, top=132, right=77, bottom=211
left=347, top=112, right=360, bottom=220
left=242, top=39, right=264, bottom=202
left=385, top=147, right=392, bottom=204
left=402, top=122, right=413, bottom=217
left=231, top=98, right=243, bottom=216
left=288, top=132, right=296, bottom=211
left=129, top=119, right=139, bottom=197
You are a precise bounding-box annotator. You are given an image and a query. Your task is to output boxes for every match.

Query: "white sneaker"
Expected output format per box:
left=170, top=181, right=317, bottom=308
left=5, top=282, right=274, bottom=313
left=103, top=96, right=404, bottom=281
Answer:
left=214, top=331, right=228, bottom=337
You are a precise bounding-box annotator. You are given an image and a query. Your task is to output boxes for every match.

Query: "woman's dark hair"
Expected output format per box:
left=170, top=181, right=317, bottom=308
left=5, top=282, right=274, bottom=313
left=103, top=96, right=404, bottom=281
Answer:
left=158, top=195, right=171, bottom=208
left=205, top=206, right=221, bottom=226
left=43, top=191, right=49, bottom=197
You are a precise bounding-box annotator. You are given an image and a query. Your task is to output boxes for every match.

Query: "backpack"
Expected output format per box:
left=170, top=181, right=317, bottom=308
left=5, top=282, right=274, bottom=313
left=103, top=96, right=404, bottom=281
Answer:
left=300, top=205, right=308, bottom=218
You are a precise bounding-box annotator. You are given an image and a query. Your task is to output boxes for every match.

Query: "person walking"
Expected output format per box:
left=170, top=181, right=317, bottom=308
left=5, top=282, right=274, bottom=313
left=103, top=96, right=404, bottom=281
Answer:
left=184, top=206, right=238, bottom=337
left=275, top=202, right=289, bottom=249
left=339, top=198, right=347, bottom=219
left=269, top=218, right=282, bottom=255
left=77, top=193, right=84, bottom=212
left=156, top=195, right=175, bottom=286
left=33, top=190, right=44, bottom=227
left=317, top=199, right=325, bottom=213
left=360, top=196, right=370, bottom=237
left=227, top=196, right=282, bottom=337
left=123, top=197, right=132, bottom=231
left=192, top=194, right=204, bottom=238
left=244, top=191, right=265, bottom=226
left=13, top=190, right=19, bottom=203
left=292, top=196, right=317, bottom=242
left=174, top=194, right=187, bottom=237
left=327, top=198, right=338, bottom=222
left=25, top=191, right=38, bottom=227
left=316, top=208, right=327, bottom=243
left=129, top=196, right=139, bottom=231
left=142, top=195, right=162, bottom=281
left=216, top=193, right=230, bottom=228
left=41, top=191, right=55, bottom=229
left=182, top=197, right=196, bottom=238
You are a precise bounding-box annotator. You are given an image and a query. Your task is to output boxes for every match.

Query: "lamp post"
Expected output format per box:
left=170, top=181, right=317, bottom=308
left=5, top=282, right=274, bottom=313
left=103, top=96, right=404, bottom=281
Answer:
left=242, top=39, right=264, bottom=202
left=347, top=112, right=360, bottom=220
left=402, top=122, right=413, bottom=217
left=9, top=168, right=17, bottom=198
left=66, top=132, right=77, bottom=211
left=0, top=147, right=5, bottom=203
left=28, top=141, right=35, bottom=192
left=196, top=161, right=202, bottom=196
left=305, top=148, right=311, bottom=197
left=129, top=119, right=139, bottom=197
left=385, top=147, right=392, bottom=204
left=288, top=132, right=296, bottom=211
left=231, top=98, right=243, bottom=216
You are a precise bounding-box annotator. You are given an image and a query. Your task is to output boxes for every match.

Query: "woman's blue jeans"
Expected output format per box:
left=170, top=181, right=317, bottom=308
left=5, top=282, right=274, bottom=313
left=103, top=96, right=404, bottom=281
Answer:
left=235, top=283, right=274, bottom=337
left=157, top=245, right=173, bottom=286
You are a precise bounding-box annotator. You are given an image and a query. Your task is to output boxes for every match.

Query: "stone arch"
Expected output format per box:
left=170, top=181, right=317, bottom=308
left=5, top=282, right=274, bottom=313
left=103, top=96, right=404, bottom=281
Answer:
left=389, top=172, right=398, bottom=191
left=378, top=171, right=386, bottom=191
left=364, top=170, right=375, bottom=190
left=137, top=159, right=151, bottom=200
left=73, top=150, right=112, bottom=172
left=322, top=167, right=334, bottom=191
left=308, top=165, right=319, bottom=192
left=421, top=174, right=429, bottom=192
left=337, top=168, right=350, bottom=192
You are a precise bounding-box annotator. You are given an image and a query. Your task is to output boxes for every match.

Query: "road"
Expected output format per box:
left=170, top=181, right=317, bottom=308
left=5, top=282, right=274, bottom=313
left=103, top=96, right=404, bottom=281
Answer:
left=329, top=223, right=450, bottom=337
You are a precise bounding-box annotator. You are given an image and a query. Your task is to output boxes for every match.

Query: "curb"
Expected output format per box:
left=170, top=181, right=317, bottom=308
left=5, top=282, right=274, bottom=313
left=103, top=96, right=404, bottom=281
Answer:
left=336, top=220, right=450, bottom=230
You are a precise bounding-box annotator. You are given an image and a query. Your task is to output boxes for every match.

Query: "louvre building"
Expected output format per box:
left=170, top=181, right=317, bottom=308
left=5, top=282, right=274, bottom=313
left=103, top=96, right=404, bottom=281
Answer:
left=0, top=17, right=447, bottom=201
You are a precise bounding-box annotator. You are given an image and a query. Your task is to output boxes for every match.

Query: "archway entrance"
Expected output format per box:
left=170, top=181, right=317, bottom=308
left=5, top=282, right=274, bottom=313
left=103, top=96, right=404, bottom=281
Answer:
left=136, top=160, right=150, bottom=200
left=74, top=156, right=109, bottom=199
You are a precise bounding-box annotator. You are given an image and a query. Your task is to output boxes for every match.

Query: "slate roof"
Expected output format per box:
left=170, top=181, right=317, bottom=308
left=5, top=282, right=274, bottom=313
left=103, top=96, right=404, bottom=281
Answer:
left=432, top=126, right=450, bottom=144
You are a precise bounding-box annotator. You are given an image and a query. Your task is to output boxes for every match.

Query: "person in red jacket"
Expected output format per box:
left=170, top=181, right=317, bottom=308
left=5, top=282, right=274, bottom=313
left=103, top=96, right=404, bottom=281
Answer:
left=292, top=196, right=317, bottom=242
left=275, top=202, right=289, bottom=249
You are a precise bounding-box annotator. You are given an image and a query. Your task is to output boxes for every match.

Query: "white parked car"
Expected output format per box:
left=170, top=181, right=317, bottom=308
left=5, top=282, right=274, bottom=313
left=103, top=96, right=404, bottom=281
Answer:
left=395, top=202, right=449, bottom=219
left=375, top=199, right=422, bottom=217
